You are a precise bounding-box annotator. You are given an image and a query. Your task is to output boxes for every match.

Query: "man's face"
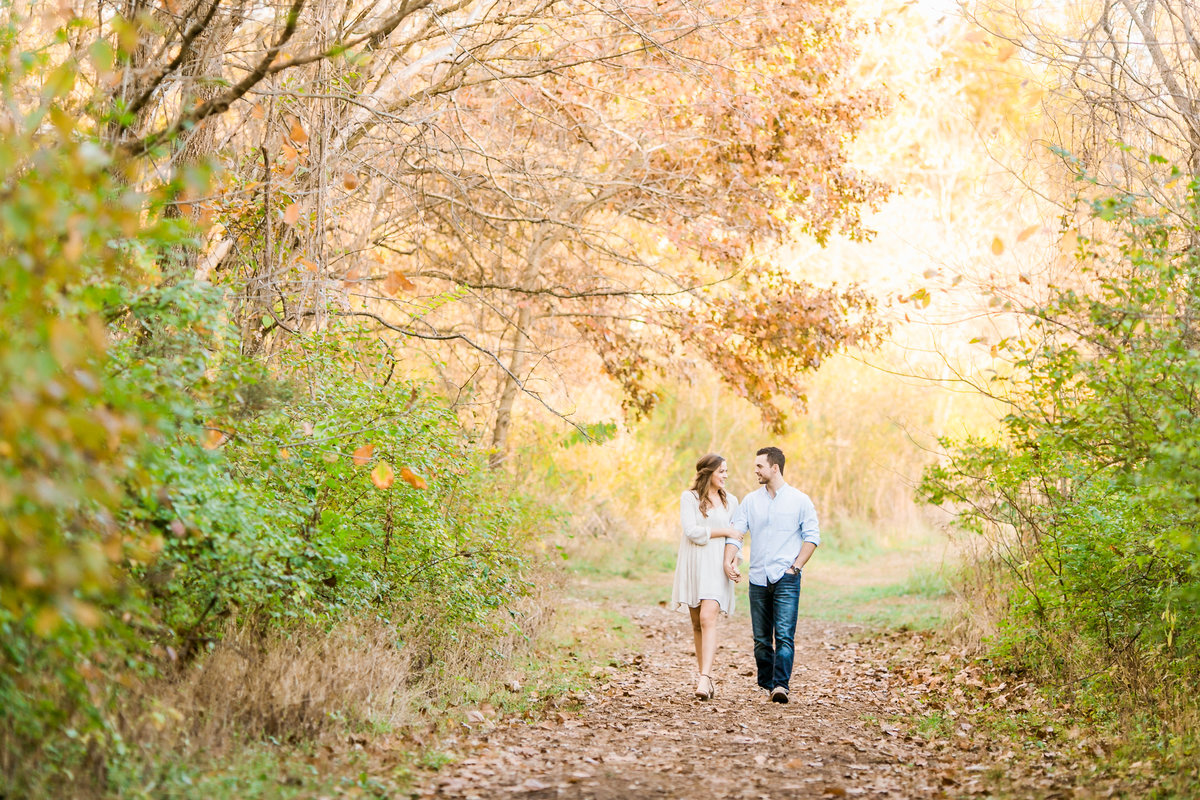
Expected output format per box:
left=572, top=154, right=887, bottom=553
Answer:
left=753, top=455, right=774, bottom=484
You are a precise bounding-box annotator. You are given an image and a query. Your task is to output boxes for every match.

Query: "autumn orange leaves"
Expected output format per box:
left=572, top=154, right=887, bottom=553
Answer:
left=201, top=431, right=428, bottom=491
left=351, top=443, right=428, bottom=491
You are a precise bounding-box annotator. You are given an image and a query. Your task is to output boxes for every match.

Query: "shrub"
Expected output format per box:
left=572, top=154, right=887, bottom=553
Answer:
left=921, top=172, right=1200, bottom=715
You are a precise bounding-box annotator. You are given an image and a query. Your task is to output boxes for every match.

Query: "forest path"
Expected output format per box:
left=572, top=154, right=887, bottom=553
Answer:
left=415, top=600, right=976, bottom=799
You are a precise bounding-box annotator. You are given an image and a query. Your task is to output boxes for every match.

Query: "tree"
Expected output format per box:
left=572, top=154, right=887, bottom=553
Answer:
left=18, top=0, right=890, bottom=463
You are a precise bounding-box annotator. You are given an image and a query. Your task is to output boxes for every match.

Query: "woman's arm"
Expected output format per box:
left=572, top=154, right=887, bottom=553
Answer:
left=707, top=527, right=744, bottom=542
left=680, top=491, right=711, bottom=546
left=723, top=542, right=741, bottom=582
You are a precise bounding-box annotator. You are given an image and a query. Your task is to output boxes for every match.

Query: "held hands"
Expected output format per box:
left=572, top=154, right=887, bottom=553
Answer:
left=724, top=559, right=741, bottom=583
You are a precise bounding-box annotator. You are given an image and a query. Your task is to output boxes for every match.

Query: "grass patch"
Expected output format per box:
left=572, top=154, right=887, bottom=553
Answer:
left=567, top=534, right=678, bottom=606
left=564, top=523, right=958, bottom=633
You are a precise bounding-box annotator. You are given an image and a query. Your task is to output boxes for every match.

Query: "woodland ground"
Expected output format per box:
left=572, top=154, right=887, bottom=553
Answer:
left=150, top=532, right=1169, bottom=799
left=406, top=533, right=1164, bottom=800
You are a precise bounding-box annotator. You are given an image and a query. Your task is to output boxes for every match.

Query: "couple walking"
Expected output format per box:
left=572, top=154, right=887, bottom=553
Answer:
left=671, top=446, right=819, bottom=703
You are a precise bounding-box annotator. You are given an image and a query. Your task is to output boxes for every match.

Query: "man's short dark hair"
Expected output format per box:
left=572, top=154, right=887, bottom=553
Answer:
left=757, top=446, right=785, bottom=474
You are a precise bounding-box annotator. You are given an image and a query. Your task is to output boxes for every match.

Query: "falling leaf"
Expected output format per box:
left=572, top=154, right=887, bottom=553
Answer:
left=371, top=462, right=395, bottom=489
left=283, top=204, right=301, bottom=225
left=1019, top=273, right=1031, bottom=285
left=1017, top=224, right=1040, bottom=242
left=382, top=270, right=416, bottom=295
left=352, top=444, right=375, bottom=466
left=278, top=448, right=291, bottom=460
left=991, top=236, right=1005, bottom=255
left=342, top=172, right=359, bottom=190
left=399, top=466, right=428, bottom=489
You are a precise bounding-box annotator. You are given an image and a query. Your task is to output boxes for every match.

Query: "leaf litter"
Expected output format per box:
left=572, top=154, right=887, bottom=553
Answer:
left=409, top=601, right=1141, bottom=799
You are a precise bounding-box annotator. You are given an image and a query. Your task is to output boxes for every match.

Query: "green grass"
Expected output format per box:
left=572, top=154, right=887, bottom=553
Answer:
left=567, top=535, right=678, bottom=606
left=565, top=522, right=958, bottom=632
left=110, top=742, right=401, bottom=799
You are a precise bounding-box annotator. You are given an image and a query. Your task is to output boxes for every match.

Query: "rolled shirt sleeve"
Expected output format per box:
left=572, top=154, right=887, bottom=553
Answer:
left=800, top=496, right=820, bottom=548
left=679, top=490, right=711, bottom=546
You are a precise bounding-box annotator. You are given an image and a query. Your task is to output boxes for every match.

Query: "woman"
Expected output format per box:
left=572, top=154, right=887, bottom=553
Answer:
left=671, top=453, right=743, bottom=700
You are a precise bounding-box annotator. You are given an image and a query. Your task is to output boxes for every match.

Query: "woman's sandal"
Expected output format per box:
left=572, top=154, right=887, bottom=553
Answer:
left=694, top=674, right=715, bottom=700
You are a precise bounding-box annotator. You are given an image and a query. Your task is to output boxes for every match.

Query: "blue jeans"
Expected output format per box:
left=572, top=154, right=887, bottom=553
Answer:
left=748, top=571, right=801, bottom=691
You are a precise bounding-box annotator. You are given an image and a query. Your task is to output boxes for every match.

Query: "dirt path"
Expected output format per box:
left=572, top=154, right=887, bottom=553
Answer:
left=415, top=602, right=981, bottom=799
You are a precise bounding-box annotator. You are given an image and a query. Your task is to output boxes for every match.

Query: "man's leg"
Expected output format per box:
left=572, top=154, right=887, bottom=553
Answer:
left=748, top=581, right=776, bottom=691
left=771, top=570, right=802, bottom=692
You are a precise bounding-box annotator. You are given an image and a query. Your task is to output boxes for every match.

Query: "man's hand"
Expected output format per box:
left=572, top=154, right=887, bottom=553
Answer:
left=724, top=560, right=741, bottom=582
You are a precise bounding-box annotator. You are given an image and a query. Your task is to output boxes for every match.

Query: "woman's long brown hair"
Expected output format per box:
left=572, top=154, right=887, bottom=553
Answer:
left=690, top=453, right=727, bottom=517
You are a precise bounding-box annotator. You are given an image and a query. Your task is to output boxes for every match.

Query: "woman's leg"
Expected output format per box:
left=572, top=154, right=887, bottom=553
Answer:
left=688, top=604, right=704, bottom=673
left=697, top=599, right=720, bottom=677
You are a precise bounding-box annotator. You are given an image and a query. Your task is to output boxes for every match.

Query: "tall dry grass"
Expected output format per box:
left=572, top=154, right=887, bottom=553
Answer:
left=7, top=586, right=559, bottom=798
left=128, top=594, right=552, bottom=755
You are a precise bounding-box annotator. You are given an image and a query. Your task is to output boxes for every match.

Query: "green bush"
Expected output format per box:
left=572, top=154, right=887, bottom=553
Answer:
left=921, top=171, right=1200, bottom=710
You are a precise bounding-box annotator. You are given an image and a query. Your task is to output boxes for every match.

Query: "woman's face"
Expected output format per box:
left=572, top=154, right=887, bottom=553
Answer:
left=711, top=460, right=728, bottom=490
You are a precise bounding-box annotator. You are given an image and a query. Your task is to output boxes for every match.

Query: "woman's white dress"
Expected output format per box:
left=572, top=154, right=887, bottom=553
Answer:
left=670, top=490, right=739, bottom=615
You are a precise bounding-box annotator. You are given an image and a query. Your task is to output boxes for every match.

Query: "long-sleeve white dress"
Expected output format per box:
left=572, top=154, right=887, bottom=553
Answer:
left=670, top=490, right=739, bottom=615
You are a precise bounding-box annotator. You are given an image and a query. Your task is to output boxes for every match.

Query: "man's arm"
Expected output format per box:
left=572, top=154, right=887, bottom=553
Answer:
left=726, top=498, right=749, bottom=554
left=788, top=499, right=820, bottom=573
left=789, top=541, right=817, bottom=572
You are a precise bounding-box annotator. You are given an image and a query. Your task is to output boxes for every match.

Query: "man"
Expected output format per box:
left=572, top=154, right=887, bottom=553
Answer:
left=726, top=446, right=820, bottom=703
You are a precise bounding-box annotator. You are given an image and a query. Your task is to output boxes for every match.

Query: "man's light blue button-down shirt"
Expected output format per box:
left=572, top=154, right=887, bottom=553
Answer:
left=728, top=483, right=820, bottom=586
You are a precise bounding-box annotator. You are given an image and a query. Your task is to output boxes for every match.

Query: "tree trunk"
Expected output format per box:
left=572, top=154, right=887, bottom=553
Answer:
left=489, top=304, right=533, bottom=468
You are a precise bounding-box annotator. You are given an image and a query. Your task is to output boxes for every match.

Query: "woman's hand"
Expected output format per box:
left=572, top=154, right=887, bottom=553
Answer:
left=724, top=560, right=741, bottom=582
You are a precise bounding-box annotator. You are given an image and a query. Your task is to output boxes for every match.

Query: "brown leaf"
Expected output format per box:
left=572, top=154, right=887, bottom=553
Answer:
left=991, top=236, right=1005, bottom=255
left=352, top=444, right=375, bottom=466
left=342, top=172, right=359, bottom=190
left=1017, top=224, right=1041, bottom=242
left=371, top=462, right=395, bottom=490
left=282, top=203, right=301, bottom=225
left=289, top=118, right=309, bottom=144
left=202, top=428, right=230, bottom=449
left=382, top=270, right=416, bottom=295
left=399, top=466, right=428, bottom=489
